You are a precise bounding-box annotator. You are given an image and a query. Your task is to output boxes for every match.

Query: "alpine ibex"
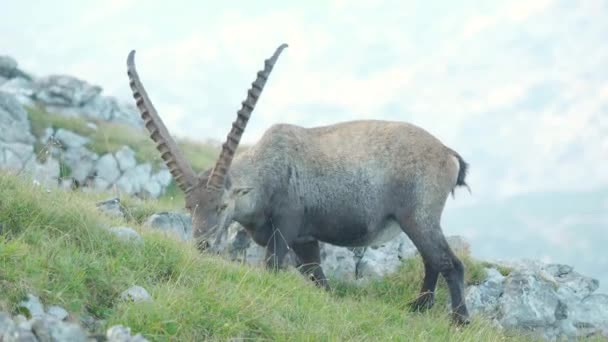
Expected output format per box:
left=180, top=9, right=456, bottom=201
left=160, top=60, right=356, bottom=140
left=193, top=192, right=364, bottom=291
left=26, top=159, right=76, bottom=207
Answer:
left=126, top=44, right=471, bottom=324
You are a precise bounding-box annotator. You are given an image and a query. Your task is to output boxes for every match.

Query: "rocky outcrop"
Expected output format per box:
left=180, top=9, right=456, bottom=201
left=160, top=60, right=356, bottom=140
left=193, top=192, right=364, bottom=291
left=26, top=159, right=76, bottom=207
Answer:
left=467, top=260, right=608, bottom=341
left=0, top=55, right=142, bottom=128
left=0, top=54, right=173, bottom=199
left=0, top=293, right=149, bottom=341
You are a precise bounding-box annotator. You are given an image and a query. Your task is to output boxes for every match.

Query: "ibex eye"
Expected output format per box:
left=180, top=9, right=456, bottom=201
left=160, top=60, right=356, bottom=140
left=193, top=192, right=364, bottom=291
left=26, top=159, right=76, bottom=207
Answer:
left=218, top=203, right=228, bottom=212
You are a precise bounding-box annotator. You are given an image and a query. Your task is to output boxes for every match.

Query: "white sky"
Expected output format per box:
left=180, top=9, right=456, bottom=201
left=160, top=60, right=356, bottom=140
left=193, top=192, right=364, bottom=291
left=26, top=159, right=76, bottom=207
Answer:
left=2, top=0, right=607, bottom=200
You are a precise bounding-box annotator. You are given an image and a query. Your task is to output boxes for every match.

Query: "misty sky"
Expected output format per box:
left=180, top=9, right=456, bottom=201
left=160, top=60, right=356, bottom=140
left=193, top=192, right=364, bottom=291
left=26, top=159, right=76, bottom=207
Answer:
left=2, top=1, right=608, bottom=287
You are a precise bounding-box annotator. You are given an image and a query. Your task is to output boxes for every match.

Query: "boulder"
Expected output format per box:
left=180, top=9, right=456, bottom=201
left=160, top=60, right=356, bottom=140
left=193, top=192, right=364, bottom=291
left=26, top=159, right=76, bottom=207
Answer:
left=0, top=91, right=36, bottom=145
left=120, top=285, right=152, bottom=303
left=0, top=56, right=17, bottom=78
left=108, top=226, right=143, bottom=245
left=34, top=75, right=101, bottom=107
left=467, top=260, right=608, bottom=340
left=144, top=212, right=192, bottom=241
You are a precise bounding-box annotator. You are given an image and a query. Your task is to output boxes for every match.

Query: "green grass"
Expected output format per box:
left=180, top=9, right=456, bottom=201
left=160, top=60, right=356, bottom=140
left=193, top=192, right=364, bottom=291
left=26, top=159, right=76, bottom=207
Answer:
left=0, top=172, right=538, bottom=341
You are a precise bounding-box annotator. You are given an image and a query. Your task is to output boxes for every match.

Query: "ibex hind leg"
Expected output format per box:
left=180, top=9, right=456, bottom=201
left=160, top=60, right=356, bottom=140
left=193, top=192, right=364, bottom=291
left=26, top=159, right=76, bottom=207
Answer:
left=397, top=212, right=470, bottom=325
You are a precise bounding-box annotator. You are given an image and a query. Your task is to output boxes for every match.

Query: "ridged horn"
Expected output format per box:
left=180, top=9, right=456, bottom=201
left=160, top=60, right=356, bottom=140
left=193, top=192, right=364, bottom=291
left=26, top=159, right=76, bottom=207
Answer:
left=127, top=50, right=197, bottom=194
left=206, top=43, right=288, bottom=190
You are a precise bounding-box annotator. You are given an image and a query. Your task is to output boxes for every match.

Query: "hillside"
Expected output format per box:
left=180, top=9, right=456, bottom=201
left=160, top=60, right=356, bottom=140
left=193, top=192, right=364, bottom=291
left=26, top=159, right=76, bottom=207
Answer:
left=1, top=54, right=608, bottom=340
left=0, top=171, right=529, bottom=341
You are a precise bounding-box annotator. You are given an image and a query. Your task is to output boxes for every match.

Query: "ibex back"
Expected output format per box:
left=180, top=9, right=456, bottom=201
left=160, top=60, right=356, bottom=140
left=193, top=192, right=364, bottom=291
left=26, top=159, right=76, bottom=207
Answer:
left=126, top=44, right=471, bottom=325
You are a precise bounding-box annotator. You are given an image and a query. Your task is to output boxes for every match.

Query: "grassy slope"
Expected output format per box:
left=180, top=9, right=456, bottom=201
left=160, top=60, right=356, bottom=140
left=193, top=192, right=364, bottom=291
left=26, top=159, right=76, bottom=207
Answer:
left=0, top=173, right=538, bottom=341
left=0, top=106, right=544, bottom=340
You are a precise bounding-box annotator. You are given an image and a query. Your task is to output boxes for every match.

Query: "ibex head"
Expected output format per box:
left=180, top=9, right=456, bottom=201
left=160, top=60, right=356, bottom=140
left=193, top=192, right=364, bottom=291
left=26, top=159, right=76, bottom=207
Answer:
left=126, top=44, right=288, bottom=250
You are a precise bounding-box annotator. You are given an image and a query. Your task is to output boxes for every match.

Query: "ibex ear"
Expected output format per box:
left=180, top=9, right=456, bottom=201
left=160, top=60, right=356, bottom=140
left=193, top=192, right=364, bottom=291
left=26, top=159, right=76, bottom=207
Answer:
left=232, top=187, right=253, bottom=196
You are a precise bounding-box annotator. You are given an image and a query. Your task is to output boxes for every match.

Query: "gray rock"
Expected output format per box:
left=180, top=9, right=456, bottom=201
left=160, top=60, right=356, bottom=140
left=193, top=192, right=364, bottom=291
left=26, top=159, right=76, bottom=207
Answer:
left=17, top=294, right=45, bottom=319
left=94, top=153, right=121, bottom=186
left=120, top=286, right=152, bottom=303
left=34, top=75, right=102, bottom=107
left=0, top=77, right=36, bottom=106
left=0, top=56, right=17, bottom=78
left=22, top=157, right=60, bottom=187
left=107, top=324, right=149, bottom=342
left=115, top=146, right=137, bottom=171
left=62, top=146, right=98, bottom=184
left=116, top=163, right=152, bottom=197
left=46, top=318, right=88, bottom=342
left=46, top=305, right=69, bottom=321
left=570, top=294, right=608, bottom=337
left=96, top=197, right=125, bottom=219
left=0, top=76, right=7, bottom=86
left=151, top=168, right=172, bottom=188
left=320, top=244, right=357, bottom=281
left=144, top=212, right=192, bottom=241
left=0, top=142, right=34, bottom=171
left=54, top=129, right=89, bottom=149
left=0, top=91, right=36, bottom=145
left=0, top=312, right=17, bottom=338
left=466, top=268, right=505, bottom=317
left=108, top=226, right=143, bottom=245
left=356, top=233, right=417, bottom=280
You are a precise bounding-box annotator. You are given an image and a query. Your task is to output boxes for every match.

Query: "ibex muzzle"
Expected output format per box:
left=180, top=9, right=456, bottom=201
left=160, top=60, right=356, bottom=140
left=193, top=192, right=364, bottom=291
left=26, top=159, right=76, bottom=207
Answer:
left=126, top=43, right=471, bottom=325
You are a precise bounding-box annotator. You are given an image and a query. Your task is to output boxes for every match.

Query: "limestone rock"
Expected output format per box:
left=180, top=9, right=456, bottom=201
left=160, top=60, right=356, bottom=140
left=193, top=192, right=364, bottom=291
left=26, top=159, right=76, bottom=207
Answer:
left=144, top=212, right=192, bottom=241
left=120, top=286, right=152, bottom=303
left=108, top=226, right=143, bottom=245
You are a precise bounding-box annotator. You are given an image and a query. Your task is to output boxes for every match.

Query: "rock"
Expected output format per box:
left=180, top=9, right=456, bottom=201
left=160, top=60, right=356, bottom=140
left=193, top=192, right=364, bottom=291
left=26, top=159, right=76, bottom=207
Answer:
left=22, top=157, right=60, bottom=187
left=151, top=168, right=172, bottom=188
left=0, top=91, right=36, bottom=145
left=570, top=294, right=608, bottom=337
left=120, top=286, right=152, bottom=303
left=81, top=96, right=143, bottom=128
left=465, top=259, right=608, bottom=340
left=108, top=226, right=143, bottom=245
left=0, top=56, right=18, bottom=79
left=96, top=197, right=125, bottom=219
left=107, top=324, right=149, bottom=342
left=34, top=75, right=102, bottom=107
left=17, top=294, right=45, bottom=319
left=47, top=319, right=88, bottom=342
left=320, top=244, right=357, bottom=281
left=115, top=146, right=137, bottom=171
left=94, top=153, right=121, bottom=186
left=355, top=233, right=417, bottom=280
left=62, top=146, right=98, bottom=184
left=0, top=312, right=17, bottom=338
left=54, top=128, right=89, bottom=149
left=0, top=141, right=34, bottom=171
left=115, top=163, right=152, bottom=196
left=0, top=77, right=36, bottom=106
left=144, top=212, right=192, bottom=241
left=46, top=305, right=69, bottom=321
left=466, top=268, right=505, bottom=317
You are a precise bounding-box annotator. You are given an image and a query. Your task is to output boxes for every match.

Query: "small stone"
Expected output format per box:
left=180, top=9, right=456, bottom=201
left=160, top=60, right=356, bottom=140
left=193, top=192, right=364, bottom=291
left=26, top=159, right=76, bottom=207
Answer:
left=114, top=146, right=137, bottom=172
left=46, top=305, right=69, bottom=321
left=96, top=197, right=125, bottom=219
left=120, top=285, right=152, bottom=303
left=54, top=128, right=90, bottom=149
left=108, top=226, right=143, bottom=245
left=17, top=293, right=45, bottom=319
left=48, top=320, right=88, bottom=342
left=144, top=212, right=192, bottom=241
